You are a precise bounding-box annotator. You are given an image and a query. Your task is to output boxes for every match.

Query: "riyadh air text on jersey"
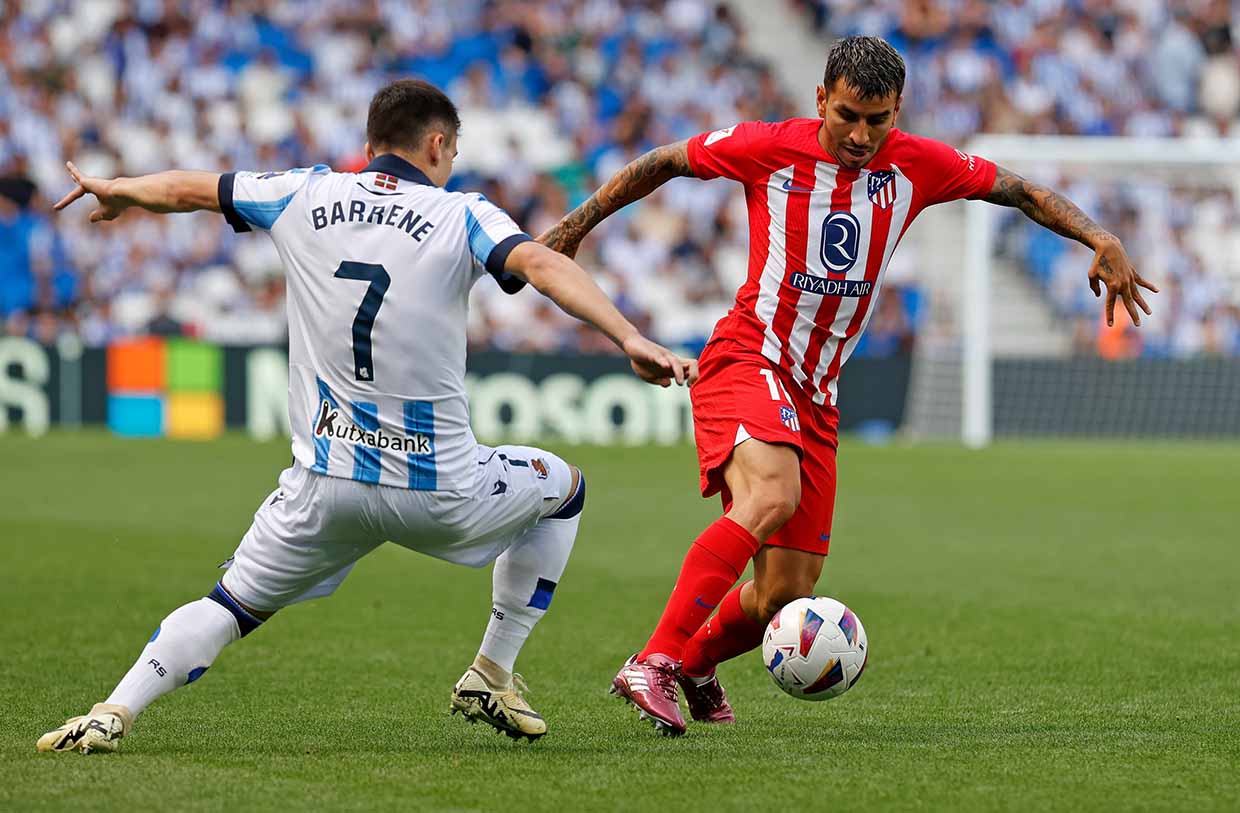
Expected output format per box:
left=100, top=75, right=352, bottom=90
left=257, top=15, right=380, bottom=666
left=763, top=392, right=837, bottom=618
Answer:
left=788, top=272, right=873, bottom=297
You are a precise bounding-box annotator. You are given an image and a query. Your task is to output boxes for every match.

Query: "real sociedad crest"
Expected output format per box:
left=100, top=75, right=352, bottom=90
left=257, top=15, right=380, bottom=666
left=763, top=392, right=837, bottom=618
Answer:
left=867, top=170, right=897, bottom=210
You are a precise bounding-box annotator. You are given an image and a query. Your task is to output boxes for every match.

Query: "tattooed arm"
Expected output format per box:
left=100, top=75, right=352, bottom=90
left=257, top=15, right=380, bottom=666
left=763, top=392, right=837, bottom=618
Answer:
left=984, top=165, right=1158, bottom=326
left=538, top=140, right=693, bottom=259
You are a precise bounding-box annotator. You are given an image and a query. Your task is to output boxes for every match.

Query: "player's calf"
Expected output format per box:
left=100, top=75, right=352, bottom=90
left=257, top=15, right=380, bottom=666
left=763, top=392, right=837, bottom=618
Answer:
left=751, top=550, right=824, bottom=625
left=37, top=583, right=261, bottom=754
left=477, top=463, right=582, bottom=671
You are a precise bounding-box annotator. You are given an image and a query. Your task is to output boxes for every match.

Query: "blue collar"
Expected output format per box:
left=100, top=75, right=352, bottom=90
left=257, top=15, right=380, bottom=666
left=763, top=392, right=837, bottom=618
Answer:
left=361, top=154, right=434, bottom=186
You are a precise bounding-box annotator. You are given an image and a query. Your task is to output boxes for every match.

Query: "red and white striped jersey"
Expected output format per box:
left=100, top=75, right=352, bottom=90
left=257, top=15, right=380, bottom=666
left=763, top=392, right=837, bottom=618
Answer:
left=687, top=119, right=996, bottom=406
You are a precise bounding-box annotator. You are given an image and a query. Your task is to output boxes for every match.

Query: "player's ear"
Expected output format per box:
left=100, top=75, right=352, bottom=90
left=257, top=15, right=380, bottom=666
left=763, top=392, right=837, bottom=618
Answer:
left=816, top=85, right=827, bottom=118
left=892, top=95, right=902, bottom=122
left=428, top=131, right=445, bottom=166
left=364, top=142, right=375, bottom=161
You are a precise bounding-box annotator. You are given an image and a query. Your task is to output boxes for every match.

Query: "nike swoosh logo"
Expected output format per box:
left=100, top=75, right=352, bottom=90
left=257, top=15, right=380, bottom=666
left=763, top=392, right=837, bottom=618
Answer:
left=694, top=597, right=717, bottom=610
left=782, top=178, right=814, bottom=193
left=819, top=533, right=830, bottom=542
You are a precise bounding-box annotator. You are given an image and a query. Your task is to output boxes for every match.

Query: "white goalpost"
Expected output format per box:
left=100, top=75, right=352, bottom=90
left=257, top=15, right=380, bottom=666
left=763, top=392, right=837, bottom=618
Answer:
left=953, top=135, right=1240, bottom=447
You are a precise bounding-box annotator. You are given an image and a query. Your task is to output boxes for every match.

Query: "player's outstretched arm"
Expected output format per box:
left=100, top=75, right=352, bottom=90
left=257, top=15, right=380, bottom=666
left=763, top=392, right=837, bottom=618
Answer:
left=537, top=140, right=693, bottom=259
left=983, top=165, right=1158, bottom=327
left=504, top=241, right=696, bottom=387
left=53, top=161, right=221, bottom=222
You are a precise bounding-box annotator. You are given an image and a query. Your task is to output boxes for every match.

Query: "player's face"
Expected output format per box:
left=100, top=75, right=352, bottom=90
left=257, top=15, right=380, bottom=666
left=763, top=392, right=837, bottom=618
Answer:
left=816, top=80, right=901, bottom=170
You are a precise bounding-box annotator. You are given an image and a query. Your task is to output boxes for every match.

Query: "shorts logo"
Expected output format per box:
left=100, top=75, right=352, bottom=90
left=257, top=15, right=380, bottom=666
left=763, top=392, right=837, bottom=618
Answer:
left=780, top=405, right=801, bottom=432
left=314, top=400, right=431, bottom=454
left=531, top=458, right=550, bottom=479
left=819, top=211, right=860, bottom=276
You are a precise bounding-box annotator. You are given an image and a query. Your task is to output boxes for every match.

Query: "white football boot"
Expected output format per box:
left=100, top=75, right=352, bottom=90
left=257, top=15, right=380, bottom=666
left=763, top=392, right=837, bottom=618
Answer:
left=450, top=668, right=547, bottom=742
left=36, top=703, right=133, bottom=754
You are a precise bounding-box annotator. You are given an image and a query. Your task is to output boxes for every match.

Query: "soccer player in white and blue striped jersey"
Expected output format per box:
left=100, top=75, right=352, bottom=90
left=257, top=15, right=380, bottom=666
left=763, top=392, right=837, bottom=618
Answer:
left=38, top=79, right=695, bottom=752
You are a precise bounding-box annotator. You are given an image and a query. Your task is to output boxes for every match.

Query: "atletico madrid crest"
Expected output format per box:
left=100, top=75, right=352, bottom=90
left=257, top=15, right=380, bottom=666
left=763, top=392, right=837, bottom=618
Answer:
left=867, top=170, right=896, bottom=209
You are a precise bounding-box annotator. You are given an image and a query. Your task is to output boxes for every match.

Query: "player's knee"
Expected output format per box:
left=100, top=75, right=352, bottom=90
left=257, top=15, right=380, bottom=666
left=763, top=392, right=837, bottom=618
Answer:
left=206, top=582, right=270, bottom=637
left=746, top=485, right=800, bottom=539
left=547, top=464, right=585, bottom=520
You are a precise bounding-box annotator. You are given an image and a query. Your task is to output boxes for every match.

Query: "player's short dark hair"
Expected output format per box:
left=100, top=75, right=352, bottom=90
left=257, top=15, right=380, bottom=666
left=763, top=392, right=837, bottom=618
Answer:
left=823, top=36, right=905, bottom=100
left=366, top=79, right=461, bottom=153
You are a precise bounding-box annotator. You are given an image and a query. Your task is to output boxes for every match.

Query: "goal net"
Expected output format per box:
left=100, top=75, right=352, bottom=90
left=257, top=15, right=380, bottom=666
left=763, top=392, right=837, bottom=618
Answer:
left=902, top=135, right=1240, bottom=446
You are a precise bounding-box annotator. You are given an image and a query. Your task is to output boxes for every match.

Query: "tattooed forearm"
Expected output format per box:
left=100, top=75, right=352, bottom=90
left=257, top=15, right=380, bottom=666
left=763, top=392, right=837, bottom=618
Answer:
left=540, top=140, right=693, bottom=255
left=983, top=165, right=1115, bottom=249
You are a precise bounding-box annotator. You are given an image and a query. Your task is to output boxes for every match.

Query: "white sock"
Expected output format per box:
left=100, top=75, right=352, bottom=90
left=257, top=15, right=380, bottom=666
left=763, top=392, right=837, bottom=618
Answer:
left=480, top=511, right=581, bottom=673
left=105, top=598, right=240, bottom=717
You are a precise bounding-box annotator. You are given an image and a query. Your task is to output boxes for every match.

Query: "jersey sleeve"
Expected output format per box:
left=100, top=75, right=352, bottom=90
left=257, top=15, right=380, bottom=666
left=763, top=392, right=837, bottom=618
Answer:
left=464, top=194, right=532, bottom=295
left=687, top=121, right=767, bottom=184
left=218, top=165, right=330, bottom=232
left=909, top=138, right=997, bottom=206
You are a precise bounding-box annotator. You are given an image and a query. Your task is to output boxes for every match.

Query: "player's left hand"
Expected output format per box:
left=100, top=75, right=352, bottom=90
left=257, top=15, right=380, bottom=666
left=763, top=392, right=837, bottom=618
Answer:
left=53, top=161, right=129, bottom=222
left=622, top=334, right=698, bottom=387
left=1088, top=237, right=1157, bottom=327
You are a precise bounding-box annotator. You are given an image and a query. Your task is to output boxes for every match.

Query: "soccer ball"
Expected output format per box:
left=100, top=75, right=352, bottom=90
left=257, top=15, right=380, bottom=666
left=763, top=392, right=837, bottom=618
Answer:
left=761, top=596, right=868, bottom=701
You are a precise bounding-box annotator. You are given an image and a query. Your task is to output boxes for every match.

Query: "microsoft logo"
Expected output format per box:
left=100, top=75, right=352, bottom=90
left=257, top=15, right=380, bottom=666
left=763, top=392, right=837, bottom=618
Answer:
left=107, top=338, right=223, bottom=438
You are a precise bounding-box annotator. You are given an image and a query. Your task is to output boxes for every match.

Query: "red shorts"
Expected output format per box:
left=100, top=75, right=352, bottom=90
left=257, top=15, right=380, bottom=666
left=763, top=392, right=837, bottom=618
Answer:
left=691, top=339, right=839, bottom=555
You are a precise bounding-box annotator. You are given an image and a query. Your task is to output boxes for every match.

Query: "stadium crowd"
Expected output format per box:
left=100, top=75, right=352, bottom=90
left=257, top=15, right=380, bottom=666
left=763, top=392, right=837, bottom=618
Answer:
left=1, top=0, right=1237, bottom=358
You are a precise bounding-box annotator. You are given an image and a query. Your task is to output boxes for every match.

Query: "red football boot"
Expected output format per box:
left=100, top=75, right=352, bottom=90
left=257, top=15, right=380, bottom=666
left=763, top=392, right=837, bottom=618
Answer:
left=675, top=668, right=736, bottom=723
left=610, top=654, right=687, bottom=736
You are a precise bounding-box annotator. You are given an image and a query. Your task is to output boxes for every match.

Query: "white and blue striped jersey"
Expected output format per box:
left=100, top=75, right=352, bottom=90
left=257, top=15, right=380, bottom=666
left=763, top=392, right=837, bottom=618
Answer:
left=218, top=155, right=530, bottom=491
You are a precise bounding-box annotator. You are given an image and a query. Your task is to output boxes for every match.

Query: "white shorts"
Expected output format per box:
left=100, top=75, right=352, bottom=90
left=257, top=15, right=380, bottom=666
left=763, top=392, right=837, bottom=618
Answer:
left=220, top=444, right=576, bottom=613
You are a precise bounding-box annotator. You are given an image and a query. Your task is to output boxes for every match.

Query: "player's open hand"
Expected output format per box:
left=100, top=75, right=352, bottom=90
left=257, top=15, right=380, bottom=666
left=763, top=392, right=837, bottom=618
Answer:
left=53, top=162, right=129, bottom=222
left=1088, top=237, right=1157, bottom=327
left=622, top=334, right=698, bottom=388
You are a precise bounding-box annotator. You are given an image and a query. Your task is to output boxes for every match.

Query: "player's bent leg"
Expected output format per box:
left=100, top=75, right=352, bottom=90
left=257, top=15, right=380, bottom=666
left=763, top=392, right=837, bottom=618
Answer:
left=451, top=454, right=583, bottom=742
left=38, top=465, right=376, bottom=754
left=677, top=583, right=758, bottom=724
left=615, top=440, right=796, bottom=735
left=675, top=549, right=822, bottom=725
left=666, top=441, right=803, bottom=724
left=37, top=589, right=254, bottom=754
left=478, top=465, right=582, bottom=678
left=636, top=437, right=796, bottom=661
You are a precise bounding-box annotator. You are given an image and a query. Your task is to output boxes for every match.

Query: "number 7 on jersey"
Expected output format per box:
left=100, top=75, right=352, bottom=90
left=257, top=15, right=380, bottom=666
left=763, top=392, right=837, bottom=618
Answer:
left=334, top=261, right=391, bottom=382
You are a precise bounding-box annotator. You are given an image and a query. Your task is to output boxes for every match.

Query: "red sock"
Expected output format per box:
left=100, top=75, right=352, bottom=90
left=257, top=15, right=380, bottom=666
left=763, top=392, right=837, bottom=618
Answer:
left=682, top=582, right=766, bottom=677
left=638, top=517, right=759, bottom=662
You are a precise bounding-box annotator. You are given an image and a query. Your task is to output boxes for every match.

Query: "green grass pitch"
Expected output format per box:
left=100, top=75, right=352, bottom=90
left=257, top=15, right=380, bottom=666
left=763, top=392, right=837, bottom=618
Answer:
left=2, top=433, right=1237, bottom=811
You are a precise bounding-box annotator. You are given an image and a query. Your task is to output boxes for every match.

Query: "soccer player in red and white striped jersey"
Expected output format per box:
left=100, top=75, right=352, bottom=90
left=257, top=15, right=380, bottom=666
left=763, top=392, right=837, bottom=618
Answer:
left=542, top=36, right=1157, bottom=736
